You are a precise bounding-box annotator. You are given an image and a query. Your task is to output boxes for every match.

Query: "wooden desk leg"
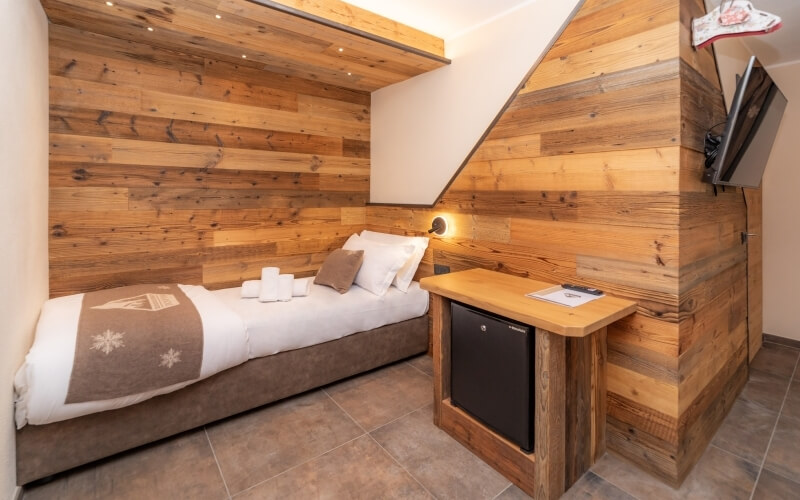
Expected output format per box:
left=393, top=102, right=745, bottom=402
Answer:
left=592, top=327, right=607, bottom=463
left=431, top=294, right=451, bottom=426
left=534, top=328, right=566, bottom=500
left=564, top=327, right=607, bottom=487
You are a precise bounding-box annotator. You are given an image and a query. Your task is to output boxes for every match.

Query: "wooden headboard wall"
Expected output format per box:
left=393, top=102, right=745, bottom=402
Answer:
left=368, top=0, right=751, bottom=487
left=48, top=23, right=371, bottom=297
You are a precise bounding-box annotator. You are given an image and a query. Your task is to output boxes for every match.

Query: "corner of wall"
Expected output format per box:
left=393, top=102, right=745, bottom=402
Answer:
left=0, top=0, right=50, bottom=493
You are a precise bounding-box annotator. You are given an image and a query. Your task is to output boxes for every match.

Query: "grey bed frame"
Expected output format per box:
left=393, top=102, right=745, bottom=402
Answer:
left=15, top=316, right=429, bottom=485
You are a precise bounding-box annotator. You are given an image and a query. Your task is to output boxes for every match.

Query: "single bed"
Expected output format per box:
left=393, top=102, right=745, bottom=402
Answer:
left=15, top=280, right=430, bottom=485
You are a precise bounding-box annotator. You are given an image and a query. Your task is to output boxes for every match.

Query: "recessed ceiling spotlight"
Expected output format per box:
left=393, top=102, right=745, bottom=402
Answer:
left=215, top=14, right=221, bottom=19
left=147, top=27, right=154, bottom=32
left=347, top=72, right=352, bottom=76
left=105, top=1, right=113, bottom=6
left=241, top=54, right=247, bottom=59
left=338, top=47, right=344, bottom=52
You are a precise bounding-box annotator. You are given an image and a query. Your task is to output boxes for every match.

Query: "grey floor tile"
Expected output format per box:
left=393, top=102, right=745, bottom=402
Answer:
left=590, top=453, right=685, bottom=500
left=561, top=471, right=636, bottom=500
left=764, top=413, right=800, bottom=483
left=233, top=435, right=430, bottom=499
left=371, top=404, right=511, bottom=500
left=325, top=361, right=433, bottom=431
left=407, top=353, right=434, bottom=376
left=780, top=379, right=800, bottom=420
left=592, top=446, right=758, bottom=500
left=711, top=397, right=779, bottom=464
left=495, top=483, right=533, bottom=499
left=750, top=343, right=799, bottom=379
left=752, top=468, right=800, bottom=500
left=206, top=390, right=363, bottom=495
left=740, top=366, right=793, bottom=412
left=22, top=430, right=227, bottom=500
left=677, top=446, right=760, bottom=500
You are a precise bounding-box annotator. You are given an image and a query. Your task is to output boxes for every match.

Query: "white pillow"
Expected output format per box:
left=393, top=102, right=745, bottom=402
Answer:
left=342, top=234, right=415, bottom=296
left=360, top=230, right=429, bottom=292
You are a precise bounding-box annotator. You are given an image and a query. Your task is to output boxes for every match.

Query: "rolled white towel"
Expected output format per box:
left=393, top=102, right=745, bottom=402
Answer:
left=241, top=280, right=261, bottom=298
left=292, top=277, right=313, bottom=297
left=258, top=267, right=280, bottom=302
left=278, top=274, right=294, bottom=302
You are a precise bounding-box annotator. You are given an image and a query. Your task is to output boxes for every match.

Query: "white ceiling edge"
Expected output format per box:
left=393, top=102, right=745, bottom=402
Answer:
left=342, top=0, right=531, bottom=42
left=444, top=0, right=545, bottom=43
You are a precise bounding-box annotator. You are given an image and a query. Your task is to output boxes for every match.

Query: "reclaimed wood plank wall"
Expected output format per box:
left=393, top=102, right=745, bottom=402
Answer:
left=48, top=23, right=370, bottom=297
left=367, top=0, right=747, bottom=486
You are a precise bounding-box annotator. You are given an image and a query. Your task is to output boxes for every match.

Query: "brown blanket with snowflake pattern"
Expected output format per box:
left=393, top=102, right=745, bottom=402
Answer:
left=65, top=284, right=204, bottom=404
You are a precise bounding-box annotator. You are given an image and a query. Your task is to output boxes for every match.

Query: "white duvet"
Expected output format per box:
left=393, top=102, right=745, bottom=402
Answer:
left=14, top=285, right=249, bottom=428
left=14, top=282, right=429, bottom=428
left=212, top=281, right=430, bottom=359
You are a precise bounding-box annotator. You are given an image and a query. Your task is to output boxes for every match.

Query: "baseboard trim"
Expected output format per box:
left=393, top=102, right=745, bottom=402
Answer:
left=763, top=333, right=800, bottom=351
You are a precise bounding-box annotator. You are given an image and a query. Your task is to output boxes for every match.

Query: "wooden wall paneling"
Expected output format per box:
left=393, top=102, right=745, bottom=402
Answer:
left=671, top=0, right=748, bottom=485
left=447, top=148, right=682, bottom=194
left=675, top=341, right=747, bottom=482
left=50, top=163, right=325, bottom=191
left=430, top=293, right=451, bottom=426
left=48, top=25, right=372, bottom=297
left=534, top=328, right=566, bottom=500
left=49, top=109, right=346, bottom=158
left=744, top=188, right=763, bottom=361
left=521, top=22, right=679, bottom=95
left=49, top=45, right=300, bottom=112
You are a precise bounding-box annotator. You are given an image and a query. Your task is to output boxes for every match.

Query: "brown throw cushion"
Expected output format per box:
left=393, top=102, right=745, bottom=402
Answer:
left=314, top=249, right=364, bottom=294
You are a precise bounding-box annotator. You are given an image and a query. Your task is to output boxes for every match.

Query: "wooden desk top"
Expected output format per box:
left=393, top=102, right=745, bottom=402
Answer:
left=420, top=268, right=637, bottom=337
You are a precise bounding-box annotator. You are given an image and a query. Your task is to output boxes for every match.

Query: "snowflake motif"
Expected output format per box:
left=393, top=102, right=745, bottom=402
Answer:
left=159, top=348, right=182, bottom=369
left=91, top=330, right=125, bottom=355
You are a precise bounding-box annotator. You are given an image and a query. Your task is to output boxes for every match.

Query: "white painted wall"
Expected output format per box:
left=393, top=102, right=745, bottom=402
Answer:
left=0, top=0, right=49, bottom=494
left=761, top=61, right=800, bottom=342
left=369, top=0, right=582, bottom=205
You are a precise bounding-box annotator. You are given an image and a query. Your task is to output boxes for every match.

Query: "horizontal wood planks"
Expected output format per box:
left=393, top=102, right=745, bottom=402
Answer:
left=48, top=24, right=370, bottom=297
left=40, top=0, right=447, bottom=93
left=369, top=0, right=750, bottom=486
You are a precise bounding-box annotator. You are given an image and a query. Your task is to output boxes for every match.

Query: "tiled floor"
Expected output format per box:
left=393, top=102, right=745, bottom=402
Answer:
left=21, top=342, right=800, bottom=499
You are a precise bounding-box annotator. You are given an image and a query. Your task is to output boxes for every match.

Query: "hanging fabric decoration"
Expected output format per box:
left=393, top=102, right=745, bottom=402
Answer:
left=692, top=0, right=782, bottom=50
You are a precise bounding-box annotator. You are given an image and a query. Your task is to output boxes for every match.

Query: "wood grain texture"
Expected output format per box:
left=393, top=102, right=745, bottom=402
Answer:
left=534, top=328, right=566, bottom=500
left=48, top=25, right=371, bottom=296
left=260, top=0, right=445, bottom=56
left=420, top=269, right=636, bottom=338
left=40, top=0, right=447, bottom=93
left=744, top=188, right=763, bottom=362
left=426, top=272, right=623, bottom=497
left=439, top=401, right=537, bottom=495
left=370, top=0, right=752, bottom=487
left=430, top=294, right=451, bottom=426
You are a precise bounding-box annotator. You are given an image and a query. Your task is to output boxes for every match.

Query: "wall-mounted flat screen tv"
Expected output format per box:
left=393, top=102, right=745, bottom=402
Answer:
left=702, top=55, right=787, bottom=188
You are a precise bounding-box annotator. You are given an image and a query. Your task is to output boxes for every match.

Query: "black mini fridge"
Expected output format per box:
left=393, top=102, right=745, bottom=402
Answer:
left=450, top=302, right=534, bottom=452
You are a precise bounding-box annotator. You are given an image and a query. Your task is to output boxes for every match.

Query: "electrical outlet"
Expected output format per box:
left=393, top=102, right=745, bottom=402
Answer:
left=434, top=264, right=450, bottom=275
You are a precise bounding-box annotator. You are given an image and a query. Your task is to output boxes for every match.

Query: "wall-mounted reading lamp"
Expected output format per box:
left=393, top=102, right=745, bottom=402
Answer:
left=428, top=216, right=448, bottom=236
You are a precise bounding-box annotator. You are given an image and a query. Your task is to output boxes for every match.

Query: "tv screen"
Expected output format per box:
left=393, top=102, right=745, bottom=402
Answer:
left=703, top=55, right=787, bottom=188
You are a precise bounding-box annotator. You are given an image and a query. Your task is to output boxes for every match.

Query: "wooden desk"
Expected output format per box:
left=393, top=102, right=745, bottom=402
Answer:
left=420, top=269, right=636, bottom=499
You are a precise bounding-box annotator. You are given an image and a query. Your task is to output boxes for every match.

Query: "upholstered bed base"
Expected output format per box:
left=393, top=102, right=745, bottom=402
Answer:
left=16, top=316, right=429, bottom=485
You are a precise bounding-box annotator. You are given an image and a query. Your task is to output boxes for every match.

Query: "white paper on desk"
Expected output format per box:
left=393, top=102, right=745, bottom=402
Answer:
left=526, top=286, right=603, bottom=307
